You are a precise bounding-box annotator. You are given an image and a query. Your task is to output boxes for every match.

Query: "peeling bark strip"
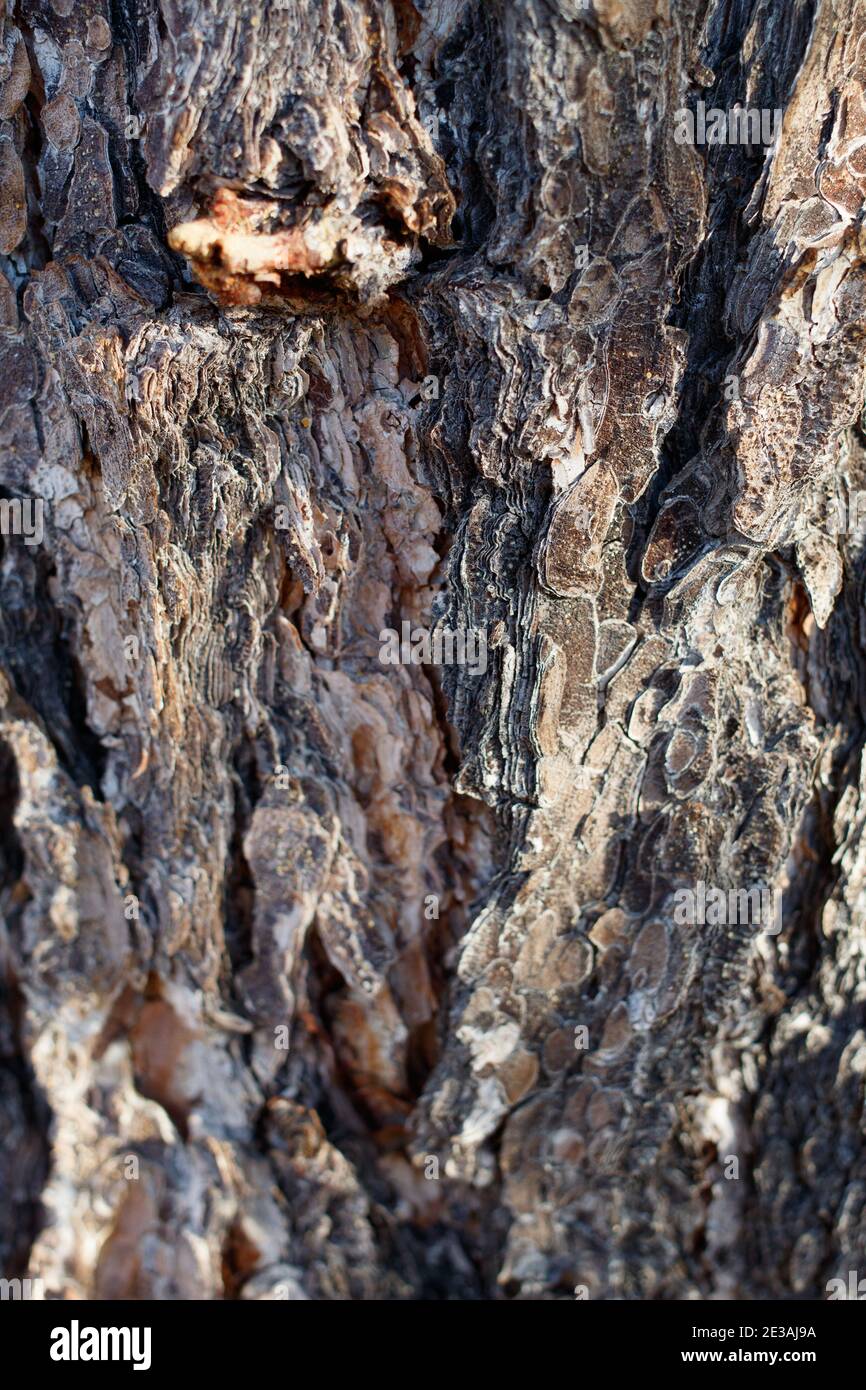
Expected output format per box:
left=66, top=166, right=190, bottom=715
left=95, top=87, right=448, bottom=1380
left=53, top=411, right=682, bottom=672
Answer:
left=0, top=0, right=864, bottom=1302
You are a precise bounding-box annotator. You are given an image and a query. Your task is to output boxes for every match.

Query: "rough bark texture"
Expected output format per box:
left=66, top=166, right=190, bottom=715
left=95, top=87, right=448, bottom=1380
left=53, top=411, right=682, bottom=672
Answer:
left=1, top=0, right=865, bottom=1301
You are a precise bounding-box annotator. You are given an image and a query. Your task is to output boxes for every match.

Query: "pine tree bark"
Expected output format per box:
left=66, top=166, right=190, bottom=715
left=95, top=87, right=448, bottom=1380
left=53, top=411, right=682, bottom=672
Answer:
left=1, top=0, right=865, bottom=1300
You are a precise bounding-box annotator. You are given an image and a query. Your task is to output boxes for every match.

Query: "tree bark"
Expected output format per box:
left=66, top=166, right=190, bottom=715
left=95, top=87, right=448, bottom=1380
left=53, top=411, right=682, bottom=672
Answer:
left=1, top=0, right=865, bottom=1300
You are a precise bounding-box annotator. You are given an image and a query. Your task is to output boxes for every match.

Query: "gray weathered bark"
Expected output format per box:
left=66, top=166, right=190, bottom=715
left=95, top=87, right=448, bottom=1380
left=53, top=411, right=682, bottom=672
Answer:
left=1, top=0, right=865, bottom=1300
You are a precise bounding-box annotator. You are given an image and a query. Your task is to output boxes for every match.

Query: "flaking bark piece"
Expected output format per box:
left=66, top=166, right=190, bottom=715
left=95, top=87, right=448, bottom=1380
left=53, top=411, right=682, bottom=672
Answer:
left=538, top=463, right=620, bottom=597
left=168, top=189, right=416, bottom=306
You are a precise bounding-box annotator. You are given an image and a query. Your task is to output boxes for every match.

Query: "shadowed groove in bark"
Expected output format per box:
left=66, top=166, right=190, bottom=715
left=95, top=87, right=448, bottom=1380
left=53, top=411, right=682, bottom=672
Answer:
left=629, top=0, right=820, bottom=592
left=0, top=737, right=50, bottom=1275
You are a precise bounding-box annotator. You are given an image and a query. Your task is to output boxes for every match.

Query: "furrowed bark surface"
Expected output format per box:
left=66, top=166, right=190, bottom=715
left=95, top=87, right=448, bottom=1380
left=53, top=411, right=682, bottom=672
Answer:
left=1, top=0, right=865, bottom=1300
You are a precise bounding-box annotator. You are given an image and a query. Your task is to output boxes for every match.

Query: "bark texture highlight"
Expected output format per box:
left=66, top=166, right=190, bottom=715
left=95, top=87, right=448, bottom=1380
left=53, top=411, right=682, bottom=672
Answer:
left=0, top=0, right=864, bottom=1301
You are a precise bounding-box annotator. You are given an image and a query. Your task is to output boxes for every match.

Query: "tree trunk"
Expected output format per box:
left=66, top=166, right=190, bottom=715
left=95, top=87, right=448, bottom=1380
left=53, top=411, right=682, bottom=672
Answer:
left=1, top=0, right=864, bottom=1301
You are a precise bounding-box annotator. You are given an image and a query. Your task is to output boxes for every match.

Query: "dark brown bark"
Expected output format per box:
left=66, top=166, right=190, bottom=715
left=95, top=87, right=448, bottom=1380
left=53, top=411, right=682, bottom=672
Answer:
left=0, top=0, right=864, bottom=1301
